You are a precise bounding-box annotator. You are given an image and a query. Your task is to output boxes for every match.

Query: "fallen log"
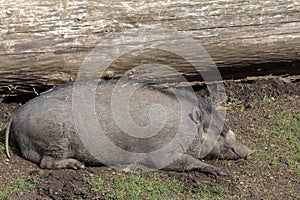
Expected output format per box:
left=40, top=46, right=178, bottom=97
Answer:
left=0, top=0, right=299, bottom=97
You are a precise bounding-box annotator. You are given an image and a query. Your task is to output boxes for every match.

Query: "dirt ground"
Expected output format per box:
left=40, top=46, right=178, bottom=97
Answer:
left=0, top=76, right=299, bottom=200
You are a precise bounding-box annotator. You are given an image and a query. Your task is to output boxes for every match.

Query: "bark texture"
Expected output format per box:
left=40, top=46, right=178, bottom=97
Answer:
left=0, top=0, right=299, bottom=97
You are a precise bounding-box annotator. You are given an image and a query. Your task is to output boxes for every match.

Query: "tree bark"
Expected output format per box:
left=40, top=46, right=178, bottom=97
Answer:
left=0, top=0, right=299, bottom=97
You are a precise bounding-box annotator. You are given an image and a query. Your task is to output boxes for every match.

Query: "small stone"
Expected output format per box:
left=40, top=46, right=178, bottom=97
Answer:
left=48, top=188, right=53, bottom=195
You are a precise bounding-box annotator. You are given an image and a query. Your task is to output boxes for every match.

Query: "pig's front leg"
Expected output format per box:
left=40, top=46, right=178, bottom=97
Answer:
left=165, top=154, right=227, bottom=176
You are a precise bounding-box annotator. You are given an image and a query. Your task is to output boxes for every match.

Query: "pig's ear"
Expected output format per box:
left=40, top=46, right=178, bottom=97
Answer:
left=191, top=108, right=201, bottom=123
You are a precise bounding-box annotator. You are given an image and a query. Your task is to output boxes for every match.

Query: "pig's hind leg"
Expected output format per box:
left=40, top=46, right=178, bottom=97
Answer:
left=39, top=143, right=85, bottom=169
left=40, top=155, right=85, bottom=169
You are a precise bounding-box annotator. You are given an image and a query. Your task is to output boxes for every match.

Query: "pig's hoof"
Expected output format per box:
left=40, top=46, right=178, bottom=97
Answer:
left=55, top=158, right=85, bottom=170
left=205, top=166, right=227, bottom=177
left=216, top=169, right=227, bottom=176
left=120, top=164, right=151, bottom=173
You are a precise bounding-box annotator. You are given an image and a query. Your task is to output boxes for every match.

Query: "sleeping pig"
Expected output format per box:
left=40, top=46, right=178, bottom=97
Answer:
left=6, top=80, right=253, bottom=175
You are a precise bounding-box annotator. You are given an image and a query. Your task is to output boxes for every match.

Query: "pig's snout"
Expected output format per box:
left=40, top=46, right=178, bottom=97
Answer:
left=204, top=130, right=254, bottom=160
left=232, top=141, right=255, bottom=160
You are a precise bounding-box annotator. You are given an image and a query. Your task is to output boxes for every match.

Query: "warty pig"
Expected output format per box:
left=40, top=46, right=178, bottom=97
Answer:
left=6, top=80, right=254, bottom=175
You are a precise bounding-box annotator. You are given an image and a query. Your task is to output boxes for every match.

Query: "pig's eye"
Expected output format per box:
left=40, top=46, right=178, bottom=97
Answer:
left=220, top=124, right=230, bottom=137
left=220, top=130, right=227, bottom=137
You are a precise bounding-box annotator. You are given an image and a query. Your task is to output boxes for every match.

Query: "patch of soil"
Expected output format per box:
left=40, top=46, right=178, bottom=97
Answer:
left=0, top=76, right=299, bottom=199
left=224, top=77, right=300, bottom=102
